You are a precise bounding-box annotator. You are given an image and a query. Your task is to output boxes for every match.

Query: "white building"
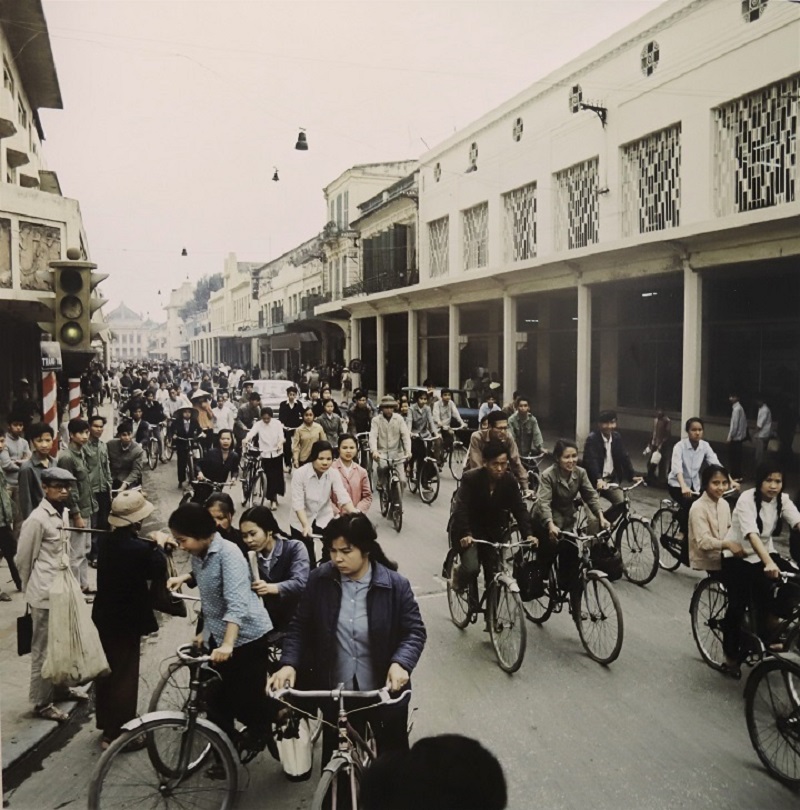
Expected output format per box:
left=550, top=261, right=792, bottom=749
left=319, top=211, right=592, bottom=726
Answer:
left=319, top=0, right=800, bottom=444
left=164, top=280, right=194, bottom=362
left=106, top=303, right=162, bottom=364
left=0, top=0, right=95, bottom=410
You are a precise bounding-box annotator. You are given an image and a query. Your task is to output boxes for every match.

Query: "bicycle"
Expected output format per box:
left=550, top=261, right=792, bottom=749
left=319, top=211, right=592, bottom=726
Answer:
left=88, top=644, right=238, bottom=810
left=173, top=435, right=206, bottom=484
left=271, top=684, right=411, bottom=810
left=519, top=452, right=549, bottom=497
left=517, top=528, right=624, bottom=665
left=160, top=419, right=173, bottom=462
left=239, top=445, right=267, bottom=507
left=690, top=569, right=800, bottom=673
left=354, top=431, right=373, bottom=480
left=407, top=436, right=440, bottom=505
left=445, top=532, right=530, bottom=673
left=142, top=422, right=162, bottom=471
left=441, top=426, right=470, bottom=481
left=744, top=650, right=800, bottom=788
left=179, top=478, right=235, bottom=507
left=376, top=456, right=404, bottom=533
left=653, top=488, right=739, bottom=572
left=576, top=480, right=659, bottom=586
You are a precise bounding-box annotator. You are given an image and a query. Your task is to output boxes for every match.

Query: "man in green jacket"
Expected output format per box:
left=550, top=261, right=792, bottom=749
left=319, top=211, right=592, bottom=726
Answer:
left=85, top=415, right=113, bottom=567
left=57, top=418, right=96, bottom=593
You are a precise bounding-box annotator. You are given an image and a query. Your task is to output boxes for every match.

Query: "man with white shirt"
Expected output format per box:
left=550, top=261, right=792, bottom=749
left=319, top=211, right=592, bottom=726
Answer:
left=163, top=387, right=191, bottom=419
left=727, top=392, right=748, bottom=480
left=582, top=410, right=641, bottom=534
left=212, top=391, right=236, bottom=435
left=754, top=394, right=772, bottom=468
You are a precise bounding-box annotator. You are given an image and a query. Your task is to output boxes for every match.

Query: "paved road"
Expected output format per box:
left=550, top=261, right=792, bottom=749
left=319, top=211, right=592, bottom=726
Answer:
left=3, top=454, right=798, bottom=809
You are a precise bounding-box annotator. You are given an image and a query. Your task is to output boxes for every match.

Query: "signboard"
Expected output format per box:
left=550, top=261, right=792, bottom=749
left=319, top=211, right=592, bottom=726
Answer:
left=41, top=340, right=63, bottom=372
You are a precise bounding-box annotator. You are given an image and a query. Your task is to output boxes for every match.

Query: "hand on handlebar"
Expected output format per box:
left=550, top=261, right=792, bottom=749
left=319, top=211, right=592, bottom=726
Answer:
left=460, top=534, right=473, bottom=549
left=599, top=515, right=611, bottom=531
left=268, top=665, right=296, bottom=692
left=764, top=560, right=781, bottom=580
left=548, top=523, right=560, bottom=542
left=386, top=663, right=410, bottom=693
left=526, top=535, right=538, bottom=548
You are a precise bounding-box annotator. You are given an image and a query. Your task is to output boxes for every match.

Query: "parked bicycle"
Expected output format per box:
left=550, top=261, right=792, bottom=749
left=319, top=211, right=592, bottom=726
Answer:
left=407, top=436, right=440, bottom=505
left=744, top=650, right=800, bottom=788
left=517, top=528, right=624, bottom=665
left=377, top=456, right=404, bottom=533
left=271, top=684, right=411, bottom=810
left=445, top=532, right=530, bottom=673
left=576, top=480, right=659, bottom=586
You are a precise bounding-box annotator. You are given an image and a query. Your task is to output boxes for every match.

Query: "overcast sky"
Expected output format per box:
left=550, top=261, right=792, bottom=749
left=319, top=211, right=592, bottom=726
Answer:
left=38, top=0, right=664, bottom=320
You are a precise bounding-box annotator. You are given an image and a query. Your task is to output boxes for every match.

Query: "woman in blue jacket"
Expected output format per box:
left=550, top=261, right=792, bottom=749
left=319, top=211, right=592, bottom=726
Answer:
left=269, top=513, right=426, bottom=766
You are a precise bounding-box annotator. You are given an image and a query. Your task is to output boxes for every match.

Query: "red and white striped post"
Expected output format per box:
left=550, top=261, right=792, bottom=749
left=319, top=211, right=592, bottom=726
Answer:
left=68, top=378, right=82, bottom=420
left=41, top=371, right=59, bottom=457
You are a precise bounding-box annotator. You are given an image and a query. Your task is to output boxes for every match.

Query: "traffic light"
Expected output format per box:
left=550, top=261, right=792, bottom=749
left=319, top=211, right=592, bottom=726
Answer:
left=49, top=258, right=109, bottom=351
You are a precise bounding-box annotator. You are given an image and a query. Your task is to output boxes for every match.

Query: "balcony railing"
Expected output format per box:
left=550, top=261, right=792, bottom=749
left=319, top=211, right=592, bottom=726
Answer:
left=342, top=268, right=419, bottom=299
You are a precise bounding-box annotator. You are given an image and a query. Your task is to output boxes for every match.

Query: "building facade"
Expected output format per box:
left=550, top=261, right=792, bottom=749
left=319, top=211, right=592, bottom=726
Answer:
left=106, top=303, right=163, bottom=364
left=0, top=0, right=96, bottom=414
left=317, top=0, right=800, bottom=444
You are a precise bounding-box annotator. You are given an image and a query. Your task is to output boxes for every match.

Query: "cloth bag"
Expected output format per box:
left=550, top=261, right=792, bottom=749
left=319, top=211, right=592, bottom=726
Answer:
left=275, top=713, right=313, bottom=782
left=149, top=548, right=187, bottom=618
left=42, top=541, right=110, bottom=687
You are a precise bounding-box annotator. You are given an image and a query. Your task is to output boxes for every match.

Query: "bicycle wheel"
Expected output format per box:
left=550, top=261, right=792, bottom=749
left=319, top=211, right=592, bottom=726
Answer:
left=446, top=552, right=472, bottom=629
left=488, top=582, right=527, bottom=673
left=745, top=655, right=800, bottom=788
left=576, top=576, right=624, bottom=665
left=311, top=755, right=360, bottom=810
left=186, top=454, right=195, bottom=484
left=690, top=576, right=727, bottom=670
left=616, top=517, right=659, bottom=586
left=418, top=460, right=440, bottom=504
left=88, top=716, right=237, bottom=810
left=653, top=507, right=681, bottom=571
left=148, top=438, right=159, bottom=471
left=162, top=434, right=174, bottom=461
left=249, top=471, right=267, bottom=507
left=390, top=481, right=403, bottom=533
left=149, top=661, right=196, bottom=714
left=407, top=464, right=418, bottom=495
left=449, top=442, right=467, bottom=481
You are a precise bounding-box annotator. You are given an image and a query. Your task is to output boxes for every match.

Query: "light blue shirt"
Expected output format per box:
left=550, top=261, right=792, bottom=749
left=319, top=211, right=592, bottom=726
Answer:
left=335, top=566, right=375, bottom=689
left=668, top=438, right=720, bottom=491
left=192, top=534, right=272, bottom=647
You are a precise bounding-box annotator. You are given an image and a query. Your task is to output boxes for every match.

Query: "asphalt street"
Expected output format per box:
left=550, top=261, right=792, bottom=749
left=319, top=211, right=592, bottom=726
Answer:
left=3, top=451, right=798, bottom=810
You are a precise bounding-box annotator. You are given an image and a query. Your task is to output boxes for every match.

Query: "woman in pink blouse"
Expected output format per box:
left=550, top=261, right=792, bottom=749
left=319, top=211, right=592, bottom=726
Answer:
left=331, top=434, right=372, bottom=515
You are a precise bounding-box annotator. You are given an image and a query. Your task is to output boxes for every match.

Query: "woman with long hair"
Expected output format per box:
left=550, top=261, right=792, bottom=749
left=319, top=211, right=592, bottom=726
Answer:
left=269, top=513, right=426, bottom=771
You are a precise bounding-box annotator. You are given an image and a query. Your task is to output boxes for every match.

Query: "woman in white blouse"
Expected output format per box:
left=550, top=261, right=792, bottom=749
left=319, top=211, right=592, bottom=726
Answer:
left=244, top=407, right=285, bottom=511
left=723, top=463, right=800, bottom=670
left=290, top=440, right=358, bottom=568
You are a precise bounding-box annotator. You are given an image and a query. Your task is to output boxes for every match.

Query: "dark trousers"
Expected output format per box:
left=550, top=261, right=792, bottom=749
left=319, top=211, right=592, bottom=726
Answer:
left=95, top=631, right=141, bottom=740
left=206, top=634, right=277, bottom=741
left=176, top=444, right=190, bottom=484
left=721, top=553, right=797, bottom=659
left=261, top=456, right=285, bottom=501
left=728, top=440, right=744, bottom=480
left=90, top=490, right=111, bottom=560
left=667, top=485, right=694, bottom=536
left=0, top=526, right=21, bottom=590
left=292, top=524, right=320, bottom=569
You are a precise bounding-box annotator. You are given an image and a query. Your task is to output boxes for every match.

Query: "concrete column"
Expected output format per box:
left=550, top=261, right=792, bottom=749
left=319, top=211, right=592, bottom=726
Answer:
left=418, top=311, right=429, bottom=384
left=502, top=293, right=517, bottom=398
left=681, top=260, right=702, bottom=426
left=407, top=309, right=419, bottom=387
left=350, top=318, right=362, bottom=391
left=576, top=283, right=592, bottom=447
left=537, top=299, right=551, bottom=419
left=598, top=294, right=618, bottom=409
left=375, top=314, right=386, bottom=397
left=448, top=303, right=460, bottom=389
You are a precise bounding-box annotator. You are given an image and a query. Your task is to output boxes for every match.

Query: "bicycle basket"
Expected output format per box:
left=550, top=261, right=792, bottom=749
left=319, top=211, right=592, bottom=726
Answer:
left=589, top=541, right=623, bottom=581
left=514, top=553, right=546, bottom=601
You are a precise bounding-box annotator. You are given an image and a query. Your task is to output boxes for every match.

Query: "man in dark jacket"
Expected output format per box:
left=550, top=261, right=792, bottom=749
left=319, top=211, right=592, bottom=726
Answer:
left=450, top=440, right=535, bottom=593
left=582, top=410, right=641, bottom=533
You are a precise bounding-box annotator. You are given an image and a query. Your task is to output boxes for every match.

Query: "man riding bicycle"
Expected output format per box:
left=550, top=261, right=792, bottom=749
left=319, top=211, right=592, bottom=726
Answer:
left=369, top=396, right=411, bottom=492
left=432, top=388, right=467, bottom=461
left=407, top=390, right=441, bottom=481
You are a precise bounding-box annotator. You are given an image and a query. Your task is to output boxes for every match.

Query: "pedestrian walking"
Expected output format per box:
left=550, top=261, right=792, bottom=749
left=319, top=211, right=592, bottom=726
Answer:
left=754, top=394, right=773, bottom=468
left=727, top=392, right=748, bottom=480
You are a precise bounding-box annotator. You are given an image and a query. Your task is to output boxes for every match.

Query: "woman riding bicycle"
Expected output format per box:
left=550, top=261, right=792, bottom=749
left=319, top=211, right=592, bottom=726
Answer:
left=268, top=513, right=426, bottom=771
left=668, top=417, right=723, bottom=539
left=532, top=438, right=610, bottom=603
left=687, top=464, right=746, bottom=675
left=239, top=505, right=310, bottom=634
left=723, top=463, right=800, bottom=667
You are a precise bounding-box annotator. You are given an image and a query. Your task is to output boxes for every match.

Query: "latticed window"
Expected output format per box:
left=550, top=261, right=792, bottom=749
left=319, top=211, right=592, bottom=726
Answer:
left=713, top=75, right=798, bottom=217
left=554, top=158, right=599, bottom=251
left=512, top=117, right=524, bottom=142
left=641, top=41, right=659, bottom=77
left=742, top=0, right=768, bottom=23
left=503, top=183, right=537, bottom=263
left=621, top=125, right=681, bottom=237
left=462, top=203, right=488, bottom=270
left=428, top=217, right=449, bottom=278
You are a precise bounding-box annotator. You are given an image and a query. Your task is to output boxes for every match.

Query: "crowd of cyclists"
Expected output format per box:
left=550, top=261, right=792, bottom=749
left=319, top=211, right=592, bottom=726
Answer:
left=5, top=357, right=800, bottom=802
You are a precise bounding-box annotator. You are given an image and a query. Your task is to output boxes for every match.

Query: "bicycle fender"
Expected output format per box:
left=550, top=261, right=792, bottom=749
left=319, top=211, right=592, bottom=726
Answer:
left=119, top=712, right=240, bottom=762
left=586, top=569, right=609, bottom=581
left=497, top=573, right=521, bottom=593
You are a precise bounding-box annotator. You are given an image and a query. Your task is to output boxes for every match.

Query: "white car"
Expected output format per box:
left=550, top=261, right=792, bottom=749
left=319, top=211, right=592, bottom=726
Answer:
left=245, top=379, right=309, bottom=411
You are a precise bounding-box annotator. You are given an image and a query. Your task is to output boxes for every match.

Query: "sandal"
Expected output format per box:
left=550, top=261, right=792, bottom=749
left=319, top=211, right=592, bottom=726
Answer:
left=36, top=703, right=69, bottom=723
left=62, top=687, right=90, bottom=702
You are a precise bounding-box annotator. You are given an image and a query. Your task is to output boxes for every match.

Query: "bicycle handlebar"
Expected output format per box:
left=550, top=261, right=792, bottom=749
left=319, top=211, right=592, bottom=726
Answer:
left=557, top=528, right=613, bottom=545
left=471, top=537, right=535, bottom=550
left=602, top=479, right=646, bottom=492
left=175, top=643, right=213, bottom=663
left=270, top=685, right=411, bottom=706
